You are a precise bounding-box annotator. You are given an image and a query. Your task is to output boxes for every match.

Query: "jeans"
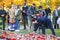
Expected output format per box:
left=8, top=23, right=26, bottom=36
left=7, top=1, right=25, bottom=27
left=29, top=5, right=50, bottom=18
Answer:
left=22, top=16, right=28, bottom=29
left=15, top=20, right=20, bottom=30
left=28, top=16, right=32, bottom=29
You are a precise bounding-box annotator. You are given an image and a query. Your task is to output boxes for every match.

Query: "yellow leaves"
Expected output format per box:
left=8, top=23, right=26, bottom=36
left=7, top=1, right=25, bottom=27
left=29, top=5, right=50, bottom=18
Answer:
left=27, top=0, right=33, bottom=6
left=4, top=1, right=10, bottom=7
left=51, top=0, right=55, bottom=5
left=41, top=0, right=45, bottom=3
left=27, top=0, right=34, bottom=3
left=4, top=2, right=11, bottom=7
left=32, top=1, right=40, bottom=6
left=3, top=0, right=12, bottom=2
left=3, top=0, right=13, bottom=7
left=50, top=0, right=57, bottom=10
left=0, top=0, right=2, bottom=2
left=14, top=0, right=17, bottom=2
left=27, top=0, right=40, bottom=6
left=18, top=0, right=23, bottom=1
left=0, top=2, right=3, bottom=6
left=50, top=4, right=55, bottom=10
left=0, top=0, right=59, bottom=10
left=13, top=0, right=24, bottom=5
left=4, top=7, right=9, bottom=11
left=27, top=3, right=32, bottom=6
left=52, top=0, right=56, bottom=2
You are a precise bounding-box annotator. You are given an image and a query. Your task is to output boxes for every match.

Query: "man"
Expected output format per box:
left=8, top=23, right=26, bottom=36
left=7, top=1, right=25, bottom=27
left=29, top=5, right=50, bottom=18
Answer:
left=53, top=6, right=59, bottom=29
left=45, top=5, right=51, bottom=17
left=33, top=14, right=56, bottom=35
left=58, top=7, right=60, bottom=19
left=22, top=3, right=28, bottom=30
left=39, top=6, right=46, bottom=17
left=0, top=6, right=7, bottom=30
left=27, top=4, right=37, bottom=29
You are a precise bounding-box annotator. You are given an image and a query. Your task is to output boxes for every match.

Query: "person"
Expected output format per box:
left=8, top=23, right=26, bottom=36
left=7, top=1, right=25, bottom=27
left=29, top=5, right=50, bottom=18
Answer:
left=45, top=5, right=51, bottom=17
left=15, top=5, right=21, bottom=31
left=53, top=6, right=59, bottom=29
left=57, top=7, right=60, bottom=29
left=38, top=6, right=46, bottom=17
left=57, top=16, right=60, bottom=29
left=58, top=7, right=60, bottom=18
left=0, top=6, right=7, bottom=30
left=27, top=4, right=37, bottom=29
left=8, top=5, right=15, bottom=31
left=33, top=14, right=56, bottom=35
left=22, top=3, right=28, bottom=30
left=7, top=6, right=11, bottom=25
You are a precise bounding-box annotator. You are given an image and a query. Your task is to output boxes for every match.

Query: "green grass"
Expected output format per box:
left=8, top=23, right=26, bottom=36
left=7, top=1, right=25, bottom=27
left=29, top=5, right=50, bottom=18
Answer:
left=46, top=29, right=60, bottom=37
left=0, top=19, right=60, bottom=37
left=19, top=29, right=29, bottom=34
left=19, top=29, right=60, bottom=37
left=0, top=25, right=60, bottom=37
left=0, top=25, right=2, bottom=29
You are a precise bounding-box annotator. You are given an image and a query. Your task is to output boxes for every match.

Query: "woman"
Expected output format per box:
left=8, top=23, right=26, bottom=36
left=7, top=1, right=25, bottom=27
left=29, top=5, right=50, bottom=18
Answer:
left=8, top=5, right=15, bottom=31
left=14, top=5, right=21, bottom=31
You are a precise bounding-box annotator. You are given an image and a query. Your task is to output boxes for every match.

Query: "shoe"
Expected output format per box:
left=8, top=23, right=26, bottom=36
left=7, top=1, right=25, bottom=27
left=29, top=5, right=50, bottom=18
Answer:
left=23, top=28, right=26, bottom=30
left=15, top=30, right=20, bottom=32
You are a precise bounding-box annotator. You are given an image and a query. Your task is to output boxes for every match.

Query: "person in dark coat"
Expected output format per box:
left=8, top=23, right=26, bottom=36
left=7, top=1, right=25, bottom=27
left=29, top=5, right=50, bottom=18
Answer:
left=0, top=6, right=7, bottom=30
left=45, top=5, right=51, bottom=17
left=22, top=3, right=28, bottom=30
left=33, top=14, right=56, bottom=35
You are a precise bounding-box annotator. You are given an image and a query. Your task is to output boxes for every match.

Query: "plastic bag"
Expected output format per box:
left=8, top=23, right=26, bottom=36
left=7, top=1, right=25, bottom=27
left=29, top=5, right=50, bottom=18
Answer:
left=8, top=23, right=16, bottom=30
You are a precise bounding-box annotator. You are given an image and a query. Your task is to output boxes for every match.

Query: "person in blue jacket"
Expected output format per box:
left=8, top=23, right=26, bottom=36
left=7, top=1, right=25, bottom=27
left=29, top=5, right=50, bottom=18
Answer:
left=27, top=4, right=37, bottom=29
left=33, top=14, right=56, bottom=35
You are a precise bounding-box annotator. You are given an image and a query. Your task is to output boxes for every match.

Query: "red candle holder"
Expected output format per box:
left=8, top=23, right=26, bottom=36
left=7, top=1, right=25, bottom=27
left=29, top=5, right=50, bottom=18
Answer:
left=29, top=33, right=33, bottom=37
left=37, top=35, right=45, bottom=40
left=12, top=37, right=16, bottom=40
left=8, top=38, right=11, bottom=40
left=57, top=37, right=60, bottom=40
left=2, top=34, right=6, bottom=39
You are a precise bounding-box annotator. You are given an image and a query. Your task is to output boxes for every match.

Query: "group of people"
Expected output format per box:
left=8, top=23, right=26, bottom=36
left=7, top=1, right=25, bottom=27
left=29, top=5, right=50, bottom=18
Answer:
left=0, top=5, right=21, bottom=31
left=53, top=6, right=60, bottom=29
left=0, top=3, right=60, bottom=35
left=8, top=5, right=21, bottom=31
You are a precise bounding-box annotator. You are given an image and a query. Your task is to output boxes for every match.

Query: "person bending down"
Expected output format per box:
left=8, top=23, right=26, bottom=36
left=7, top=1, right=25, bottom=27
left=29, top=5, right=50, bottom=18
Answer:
left=33, top=14, right=56, bottom=35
